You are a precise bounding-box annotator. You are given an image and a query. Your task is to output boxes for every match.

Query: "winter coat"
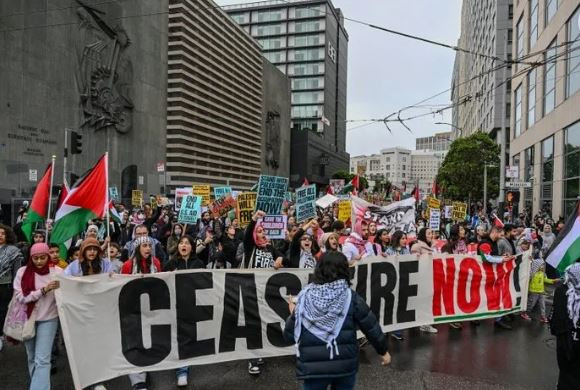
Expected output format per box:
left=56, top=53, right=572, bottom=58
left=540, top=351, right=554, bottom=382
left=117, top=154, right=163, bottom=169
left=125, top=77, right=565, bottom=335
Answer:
left=283, top=291, right=388, bottom=380
left=163, top=255, right=205, bottom=271
left=221, top=235, right=241, bottom=267
left=410, top=240, right=433, bottom=256
left=285, top=228, right=318, bottom=268
left=242, top=220, right=282, bottom=268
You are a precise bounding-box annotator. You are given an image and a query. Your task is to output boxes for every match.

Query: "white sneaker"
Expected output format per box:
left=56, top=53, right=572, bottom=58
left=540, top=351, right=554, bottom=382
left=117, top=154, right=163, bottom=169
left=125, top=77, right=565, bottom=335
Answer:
left=420, top=325, right=438, bottom=334
left=177, top=375, right=188, bottom=387
left=93, top=385, right=107, bottom=390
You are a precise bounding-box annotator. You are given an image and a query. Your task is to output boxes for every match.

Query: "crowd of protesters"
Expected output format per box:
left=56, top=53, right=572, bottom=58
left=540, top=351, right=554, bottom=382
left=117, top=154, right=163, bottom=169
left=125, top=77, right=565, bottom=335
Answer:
left=0, top=196, right=578, bottom=390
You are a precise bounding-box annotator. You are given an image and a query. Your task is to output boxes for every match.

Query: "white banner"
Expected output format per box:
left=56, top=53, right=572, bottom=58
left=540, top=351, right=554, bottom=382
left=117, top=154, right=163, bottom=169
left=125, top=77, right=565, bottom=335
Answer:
left=55, top=255, right=530, bottom=388
left=351, top=196, right=417, bottom=238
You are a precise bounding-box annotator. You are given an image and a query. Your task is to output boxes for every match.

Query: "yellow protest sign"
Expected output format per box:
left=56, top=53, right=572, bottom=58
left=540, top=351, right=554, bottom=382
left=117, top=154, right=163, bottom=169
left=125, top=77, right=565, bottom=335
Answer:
left=131, top=190, right=143, bottom=207
left=427, top=196, right=441, bottom=210
left=236, top=192, right=257, bottom=227
left=452, top=201, right=467, bottom=221
left=193, top=185, right=211, bottom=206
left=337, top=200, right=351, bottom=222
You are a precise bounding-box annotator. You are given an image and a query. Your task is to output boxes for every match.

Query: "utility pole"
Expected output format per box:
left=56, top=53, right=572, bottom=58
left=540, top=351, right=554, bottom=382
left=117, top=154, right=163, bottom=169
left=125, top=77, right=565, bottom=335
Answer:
left=63, top=128, right=69, bottom=183
left=483, top=164, right=488, bottom=213
left=499, top=30, right=509, bottom=204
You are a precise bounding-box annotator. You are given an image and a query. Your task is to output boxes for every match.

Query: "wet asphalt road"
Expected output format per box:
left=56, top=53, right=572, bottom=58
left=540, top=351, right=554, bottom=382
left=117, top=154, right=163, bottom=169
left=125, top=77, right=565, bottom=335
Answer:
left=0, top=314, right=559, bottom=390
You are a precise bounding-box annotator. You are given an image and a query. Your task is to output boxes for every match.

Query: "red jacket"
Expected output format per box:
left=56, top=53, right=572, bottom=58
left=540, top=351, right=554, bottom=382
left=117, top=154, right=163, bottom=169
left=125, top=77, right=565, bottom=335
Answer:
left=121, top=257, right=162, bottom=274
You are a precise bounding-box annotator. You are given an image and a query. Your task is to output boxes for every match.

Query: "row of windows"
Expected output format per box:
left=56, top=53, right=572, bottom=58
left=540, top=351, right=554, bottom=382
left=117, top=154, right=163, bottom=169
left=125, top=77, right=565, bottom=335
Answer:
left=264, top=48, right=325, bottom=63
left=291, top=91, right=324, bottom=104
left=229, top=5, right=327, bottom=24
left=250, top=20, right=326, bottom=37
left=257, top=34, right=325, bottom=50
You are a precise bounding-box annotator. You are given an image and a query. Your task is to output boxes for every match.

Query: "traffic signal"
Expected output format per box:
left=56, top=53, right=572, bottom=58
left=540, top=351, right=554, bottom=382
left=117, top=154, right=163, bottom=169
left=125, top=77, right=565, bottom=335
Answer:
left=70, top=131, right=82, bottom=154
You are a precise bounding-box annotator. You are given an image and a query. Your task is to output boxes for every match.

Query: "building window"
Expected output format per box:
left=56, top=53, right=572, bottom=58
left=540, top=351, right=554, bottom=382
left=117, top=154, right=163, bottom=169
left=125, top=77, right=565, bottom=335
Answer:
left=291, top=105, right=323, bottom=118
left=263, top=50, right=286, bottom=63
left=291, top=91, right=324, bottom=104
left=508, top=4, right=514, bottom=19
left=544, top=40, right=557, bottom=116
left=385, top=165, right=390, bottom=170
left=287, top=62, right=324, bottom=76
left=528, top=68, right=537, bottom=128
left=545, top=0, right=558, bottom=26
left=563, top=121, right=580, bottom=216
left=541, top=136, right=554, bottom=214
left=289, top=48, right=324, bottom=61
left=514, top=84, right=522, bottom=137
left=567, top=7, right=580, bottom=98
left=253, top=23, right=286, bottom=37
left=288, top=34, right=325, bottom=48
left=290, top=20, right=325, bottom=33
left=370, top=160, right=380, bottom=171
left=230, top=12, right=250, bottom=24
left=529, top=0, right=539, bottom=47
left=292, top=120, right=322, bottom=132
left=291, top=4, right=326, bottom=19
left=516, top=17, right=524, bottom=68
left=258, top=37, right=286, bottom=50
left=253, top=9, right=286, bottom=23
left=524, top=146, right=534, bottom=208
left=291, top=77, right=324, bottom=90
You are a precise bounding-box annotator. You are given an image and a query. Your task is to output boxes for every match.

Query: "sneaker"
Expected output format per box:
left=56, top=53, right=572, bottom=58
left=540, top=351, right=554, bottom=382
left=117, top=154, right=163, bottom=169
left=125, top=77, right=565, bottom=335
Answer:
left=494, top=319, right=513, bottom=330
left=390, top=332, right=404, bottom=341
left=449, top=322, right=463, bottom=329
left=256, top=358, right=265, bottom=365
left=540, top=316, right=549, bottom=323
left=94, top=385, right=107, bottom=390
left=520, top=313, right=532, bottom=321
left=177, top=375, right=188, bottom=387
left=248, top=362, right=261, bottom=375
left=420, top=325, right=438, bottom=333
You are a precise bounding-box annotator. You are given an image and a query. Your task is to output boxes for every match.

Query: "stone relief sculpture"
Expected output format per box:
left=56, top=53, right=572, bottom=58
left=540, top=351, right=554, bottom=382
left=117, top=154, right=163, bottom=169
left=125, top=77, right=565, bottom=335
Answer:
left=265, top=110, right=281, bottom=170
left=74, top=0, right=133, bottom=134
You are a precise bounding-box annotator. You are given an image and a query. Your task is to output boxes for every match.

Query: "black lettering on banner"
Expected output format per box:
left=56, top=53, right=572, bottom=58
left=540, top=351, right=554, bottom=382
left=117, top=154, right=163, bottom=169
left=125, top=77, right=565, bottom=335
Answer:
left=119, top=278, right=171, bottom=366
left=219, top=273, right=263, bottom=352
left=176, top=272, right=215, bottom=359
left=370, top=262, right=397, bottom=326
left=265, top=273, right=303, bottom=347
left=397, top=261, right=418, bottom=323
left=355, top=264, right=368, bottom=301
left=513, top=256, right=522, bottom=306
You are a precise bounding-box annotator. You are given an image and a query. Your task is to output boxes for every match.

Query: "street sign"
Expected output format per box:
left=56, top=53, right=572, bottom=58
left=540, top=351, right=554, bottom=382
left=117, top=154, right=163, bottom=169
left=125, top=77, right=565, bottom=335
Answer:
left=505, top=181, right=531, bottom=188
left=156, top=162, right=165, bottom=172
left=505, top=166, right=519, bottom=179
left=28, top=169, right=37, bottom=182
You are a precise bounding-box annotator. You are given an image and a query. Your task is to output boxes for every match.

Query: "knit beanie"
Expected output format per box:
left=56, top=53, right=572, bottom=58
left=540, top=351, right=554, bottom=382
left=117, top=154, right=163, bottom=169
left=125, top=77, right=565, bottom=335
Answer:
left=29, top=243, right=50, bottom=257
left=80, top=237, right=102, bottom=257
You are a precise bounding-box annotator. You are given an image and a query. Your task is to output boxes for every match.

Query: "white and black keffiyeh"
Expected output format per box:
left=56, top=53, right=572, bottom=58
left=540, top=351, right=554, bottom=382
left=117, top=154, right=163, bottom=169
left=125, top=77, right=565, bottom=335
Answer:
left=530, top=258, right=544, bottom=279
left=565, top=263, right=580, bottom=328
left=294, top=279, right=351, bottom=359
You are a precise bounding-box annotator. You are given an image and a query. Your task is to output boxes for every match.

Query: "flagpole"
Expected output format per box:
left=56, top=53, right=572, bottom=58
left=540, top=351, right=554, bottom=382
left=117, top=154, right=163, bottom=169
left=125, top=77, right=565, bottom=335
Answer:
left=45, top=155, right=56, bottom=243
left=105, top=153, right=112, bottom=261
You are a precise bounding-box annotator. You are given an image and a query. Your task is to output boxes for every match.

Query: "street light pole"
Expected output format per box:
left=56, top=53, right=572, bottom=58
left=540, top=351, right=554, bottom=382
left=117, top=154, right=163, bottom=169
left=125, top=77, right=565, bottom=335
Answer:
left=483, top=164, right=488, bottom=211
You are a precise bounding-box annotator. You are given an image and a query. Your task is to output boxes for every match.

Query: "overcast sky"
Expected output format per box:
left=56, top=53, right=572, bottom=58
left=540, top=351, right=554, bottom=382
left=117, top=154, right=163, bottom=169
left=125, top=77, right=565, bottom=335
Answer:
left=215, top=0, right=462, bottom=156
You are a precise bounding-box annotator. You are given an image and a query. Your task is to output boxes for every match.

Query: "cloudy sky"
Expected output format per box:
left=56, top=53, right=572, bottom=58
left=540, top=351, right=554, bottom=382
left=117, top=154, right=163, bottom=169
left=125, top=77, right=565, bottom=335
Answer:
left=215, top=0, right=462, bottom=156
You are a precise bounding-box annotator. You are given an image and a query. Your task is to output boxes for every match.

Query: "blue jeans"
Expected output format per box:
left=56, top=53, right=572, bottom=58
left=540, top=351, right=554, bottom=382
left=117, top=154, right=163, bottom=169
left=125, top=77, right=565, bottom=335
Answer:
left=24, top=318, right=58, bottom=390
left=176, top=366, right=189, bottom=378
left=303, top=374, right=357, bottom=390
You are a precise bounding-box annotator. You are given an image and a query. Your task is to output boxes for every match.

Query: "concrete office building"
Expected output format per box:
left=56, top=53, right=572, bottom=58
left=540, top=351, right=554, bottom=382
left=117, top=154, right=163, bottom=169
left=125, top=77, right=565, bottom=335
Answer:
left=451, top=1, right=514, bottom=161
left=410, top=150, right=447, bottom=196
left=415, top=131, right=452, bottom=152
left=509, top=0, right=580, bottom=219
left=224, top=0, right=349, bottom=188
left=0, top=0, right=169, bottom=222
left=349, top=147, right=412, bottom=190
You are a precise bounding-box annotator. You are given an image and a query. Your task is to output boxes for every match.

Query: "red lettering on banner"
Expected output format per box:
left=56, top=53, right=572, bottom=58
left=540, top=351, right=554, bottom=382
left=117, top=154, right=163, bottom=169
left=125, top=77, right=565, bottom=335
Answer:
left=432, top=258, right=456, bottom=316
left=483, top=261, right=515, bottom=311
left=456, top=258, right=482, bottom=313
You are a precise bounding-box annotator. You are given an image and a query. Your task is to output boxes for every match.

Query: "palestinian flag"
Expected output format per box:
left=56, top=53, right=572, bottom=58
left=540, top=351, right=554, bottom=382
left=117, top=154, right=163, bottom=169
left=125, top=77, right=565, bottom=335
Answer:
left=546, top=200, right=580, bottom=273
left=340, top=175, right=359, bottom=196
left=51, top=155, right=108, bottom=245
left=492, top=213, right=504, bottom=228
left=302, top=177, right=309, bottom=186
left=109, top=201, right=122, bottom=224
left=21, top=163, right=53, bottom=242
left=56, top=179, right=70, bottom=211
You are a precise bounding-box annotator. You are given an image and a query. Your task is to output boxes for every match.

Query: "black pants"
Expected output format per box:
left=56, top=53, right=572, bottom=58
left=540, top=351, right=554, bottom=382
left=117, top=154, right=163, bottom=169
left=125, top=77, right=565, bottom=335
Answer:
left=556, top=334, right=580, bottom=390
left=0, top=283, right=12, bottom=336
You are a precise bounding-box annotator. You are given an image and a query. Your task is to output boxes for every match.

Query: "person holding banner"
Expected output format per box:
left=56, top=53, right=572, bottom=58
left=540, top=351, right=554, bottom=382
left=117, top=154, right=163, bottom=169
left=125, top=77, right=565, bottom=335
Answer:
left=385, top=231, right=410, bottom=256
left=374, top=229, right=391, bottom=256
left=342, top=221, right=374, bottom=263
left=12, top=243, right=63, bottom=390
left=63, top=238, right=113, bottom=277
left=163, top=235, right=204, bottom=272
left=410, top=228, right=434, bottom=256
left=284, top=252, right=391, bottom=389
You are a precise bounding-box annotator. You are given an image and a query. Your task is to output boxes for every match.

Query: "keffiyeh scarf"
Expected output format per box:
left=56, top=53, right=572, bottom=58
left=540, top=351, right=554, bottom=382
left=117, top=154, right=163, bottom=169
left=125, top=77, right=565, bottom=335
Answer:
left=565, top=263, right=580, bottom=328
left=294, top=279, right=352, bottom=359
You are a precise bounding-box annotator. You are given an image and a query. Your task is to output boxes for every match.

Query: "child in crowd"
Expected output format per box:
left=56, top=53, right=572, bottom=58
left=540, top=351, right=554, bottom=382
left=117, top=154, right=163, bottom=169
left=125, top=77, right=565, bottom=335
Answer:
left=107, top=242, right=123, bottom=274
left=521, top=258, right=559, bottom=322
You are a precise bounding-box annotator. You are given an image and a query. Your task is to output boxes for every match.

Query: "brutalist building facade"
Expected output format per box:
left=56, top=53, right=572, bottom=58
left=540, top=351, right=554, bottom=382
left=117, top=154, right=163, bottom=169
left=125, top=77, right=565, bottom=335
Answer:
left=224, top=0, right=349, bottom=188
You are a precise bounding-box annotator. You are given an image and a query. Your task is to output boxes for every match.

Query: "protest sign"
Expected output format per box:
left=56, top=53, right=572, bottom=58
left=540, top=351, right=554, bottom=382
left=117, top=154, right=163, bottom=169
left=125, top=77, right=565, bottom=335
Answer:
left=236, top=192, right=257, bottom=227
left=209, top=194, right=236, bottom=217
left=255, top=175, right=288, bottom=215
left=329, top=179, right=345, bottom=194
left=351, top=196, right=417, bottom=238
left=427, top=196, right=440, bottom=210
left=178, top=195, right=202, bottom=224
left=214, top=186, right=232, bottom=200
left=131, top=190, right=143, bottom=207
left=174, top=187, right=192, bottom=211
left=452, top=201, right=468, bottom=221
left=337, top=200, right=351, bottom=222
left=193, top=185, right=211, bottom=206
left=315, top=194, right=338, bottom=209
left=444, top=205, right=453, bottom=219
left=259, top=215, right=287, bottom=239
left=55, top=254, right=531, bottom=389
left=109, top=187, right=119, bottom=202
left=429, top=208, right=441, bottom=231
left=295, top=184, right=317, bottom=222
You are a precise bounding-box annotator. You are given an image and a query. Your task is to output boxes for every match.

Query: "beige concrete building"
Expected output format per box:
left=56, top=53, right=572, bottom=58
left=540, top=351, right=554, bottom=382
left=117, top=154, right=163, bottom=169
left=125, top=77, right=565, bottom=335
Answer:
left=410, top=150, right=447, bottom=196
left=509, top=0, right=580, bottom=219
left=166, top=0, right=264, bottom=189
left=349, top=147, right=412, bottom=190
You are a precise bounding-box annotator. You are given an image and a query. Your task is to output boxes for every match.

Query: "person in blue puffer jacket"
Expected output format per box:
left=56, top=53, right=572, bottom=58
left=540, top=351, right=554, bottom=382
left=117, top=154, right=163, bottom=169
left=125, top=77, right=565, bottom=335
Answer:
left=284, top=252, right=391, bottom=390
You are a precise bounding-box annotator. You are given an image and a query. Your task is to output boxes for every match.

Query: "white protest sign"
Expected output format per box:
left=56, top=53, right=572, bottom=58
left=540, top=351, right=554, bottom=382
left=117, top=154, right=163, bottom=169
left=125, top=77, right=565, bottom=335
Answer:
left=429, top=208, right=441, bottom=231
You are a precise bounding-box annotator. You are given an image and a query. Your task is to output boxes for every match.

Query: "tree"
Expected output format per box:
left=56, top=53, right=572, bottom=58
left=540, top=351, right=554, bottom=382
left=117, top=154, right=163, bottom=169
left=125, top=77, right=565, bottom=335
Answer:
left=331, top=170, right=369, bottom=191
left=436, top=132, right=500, bottom=202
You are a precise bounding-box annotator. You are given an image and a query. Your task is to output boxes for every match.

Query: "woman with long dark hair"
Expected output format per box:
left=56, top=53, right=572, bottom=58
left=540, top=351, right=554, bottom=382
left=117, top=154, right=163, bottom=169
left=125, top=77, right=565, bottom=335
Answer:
left=64, top=238, right=112, bottom=276
left=284, top=252, right=390, bottom=389
left=411, top=227, right=434, bottom=256
left=375, top=229, right=390, bottom=255
left=385, top=231, right=410, bottom=256
left=164, top=235, right=204, bottom=271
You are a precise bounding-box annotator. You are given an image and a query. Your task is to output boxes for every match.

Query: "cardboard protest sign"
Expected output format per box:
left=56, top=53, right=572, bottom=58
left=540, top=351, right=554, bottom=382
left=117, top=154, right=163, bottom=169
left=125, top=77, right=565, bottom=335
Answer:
left=337, top=200, right=351, bottom=222
left=429, top=208, right=441, bottom=231
left=452, top=201, right=468, bottom=221
left=109, top=187, right=119, bottom=202
left=427, top=196, right=440, bottom=210
left=295, top=184, right=317, bottom=222
left=444, top=205, right=453, bottom=219
left=329, top=179, right=345, bottom=194
left=174, top=187, right=192, bottom=211
left=55, top=254, right=531, bottom=389
left=131, top=190, right=143, bottom=207
left=351, top=196, right=417, bottom=238
left=209, top=194, right=236, bottom=217
left=259, top=215, right=287, bottom=239
left=193, top=185, right=211, bottom=206
left=255, top=175, right=288, bottom=215
left=316, top=194, right=338, bottom=209
left=236, top=192, right=257, bottom=227
left=178, top=195, right=202, bottom=224
left=214, top=186, right=232, bottom=200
